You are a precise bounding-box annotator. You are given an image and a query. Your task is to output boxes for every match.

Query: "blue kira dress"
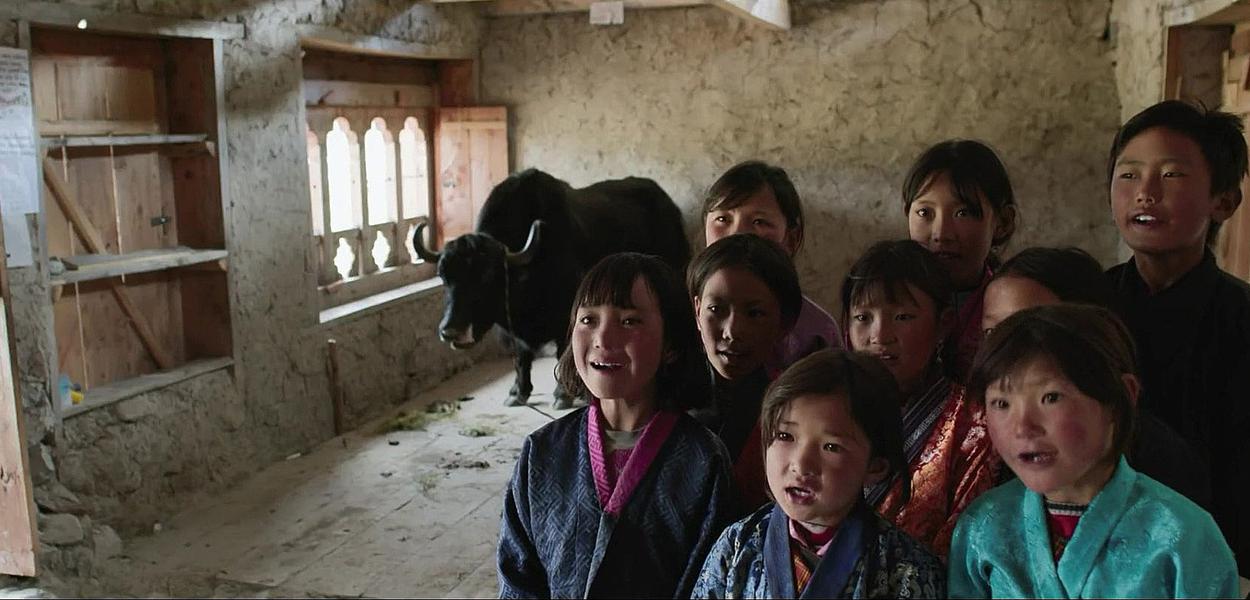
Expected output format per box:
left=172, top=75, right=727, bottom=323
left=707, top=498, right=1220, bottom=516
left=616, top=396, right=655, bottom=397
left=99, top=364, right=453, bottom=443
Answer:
left=497, top=407, right=733, bottom=599
left=692, top=502, right=945, bottom=599
left=948, top=456, right=1239, bottom=599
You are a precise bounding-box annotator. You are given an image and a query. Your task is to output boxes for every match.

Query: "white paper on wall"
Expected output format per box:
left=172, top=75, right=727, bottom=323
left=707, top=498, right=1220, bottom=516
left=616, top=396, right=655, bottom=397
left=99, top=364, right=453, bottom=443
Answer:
left=3, top=214, right=32, bottom=268
left=0, top=47, right=39, bottom=217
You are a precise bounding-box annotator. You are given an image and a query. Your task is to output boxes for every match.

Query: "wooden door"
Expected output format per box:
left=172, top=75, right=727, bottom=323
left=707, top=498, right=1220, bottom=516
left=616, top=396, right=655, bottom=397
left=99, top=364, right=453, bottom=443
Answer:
left=0, top=213, right=38, bottom=577
left=433, top=107, right=508, bottom=247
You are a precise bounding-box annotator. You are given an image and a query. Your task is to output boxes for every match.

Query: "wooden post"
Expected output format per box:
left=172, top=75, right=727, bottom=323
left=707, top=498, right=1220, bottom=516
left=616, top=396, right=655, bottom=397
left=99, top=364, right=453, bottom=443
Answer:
left=326, top=338, right=346, bottom=435
left=41, top=157, right=175, bottom=370
left=0, top=212, right=39, bottom=577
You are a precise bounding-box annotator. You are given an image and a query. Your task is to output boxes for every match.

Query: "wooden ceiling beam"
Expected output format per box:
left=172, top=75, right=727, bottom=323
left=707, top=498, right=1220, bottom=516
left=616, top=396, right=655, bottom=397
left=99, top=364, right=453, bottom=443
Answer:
left=487, top=0, right=706, bottom=17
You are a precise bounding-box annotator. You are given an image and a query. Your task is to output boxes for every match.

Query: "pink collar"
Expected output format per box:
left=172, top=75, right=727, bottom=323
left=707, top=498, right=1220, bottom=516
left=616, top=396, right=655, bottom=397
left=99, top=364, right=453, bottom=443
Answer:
left=788, top=518, right=839, bottom=557
left=587, top=401, right=679, bottom=516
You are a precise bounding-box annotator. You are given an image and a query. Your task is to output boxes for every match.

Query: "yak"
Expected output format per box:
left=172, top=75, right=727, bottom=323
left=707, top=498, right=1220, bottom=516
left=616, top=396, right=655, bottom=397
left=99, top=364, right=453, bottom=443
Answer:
left=414, top=168, right=690, bottom=408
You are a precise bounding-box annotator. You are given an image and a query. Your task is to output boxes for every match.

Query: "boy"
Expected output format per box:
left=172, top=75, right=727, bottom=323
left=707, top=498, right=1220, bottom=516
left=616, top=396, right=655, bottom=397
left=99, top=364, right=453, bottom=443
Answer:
left=1105, top=99, right=1250, bottom=573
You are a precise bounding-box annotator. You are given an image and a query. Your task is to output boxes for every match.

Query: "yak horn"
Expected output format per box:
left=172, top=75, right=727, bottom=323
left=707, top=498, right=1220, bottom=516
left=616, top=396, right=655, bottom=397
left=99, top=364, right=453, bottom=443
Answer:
left=506, top=220, right=543, bottom=267
left=412, top=220, right=442, bottom=263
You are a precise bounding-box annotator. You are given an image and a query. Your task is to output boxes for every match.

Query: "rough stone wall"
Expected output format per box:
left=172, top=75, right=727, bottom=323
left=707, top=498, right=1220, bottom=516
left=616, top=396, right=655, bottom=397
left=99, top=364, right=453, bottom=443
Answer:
left=481, top=0, right=1124, bottom=314
left=3, top=0, right=493, bottom=586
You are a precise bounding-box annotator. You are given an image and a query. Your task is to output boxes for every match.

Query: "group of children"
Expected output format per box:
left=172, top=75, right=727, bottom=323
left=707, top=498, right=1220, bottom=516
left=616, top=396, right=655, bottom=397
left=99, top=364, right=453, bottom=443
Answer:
left=496, top=99, right=1250, bottom=598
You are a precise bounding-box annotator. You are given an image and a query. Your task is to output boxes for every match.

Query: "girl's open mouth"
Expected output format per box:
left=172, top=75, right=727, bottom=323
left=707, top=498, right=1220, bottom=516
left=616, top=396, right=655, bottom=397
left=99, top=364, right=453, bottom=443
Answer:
left=785, top=486, right=816, bottom=505
left=1018, top=450, right=1056, bottom=466
left=590, top=361, right=624, bottom=371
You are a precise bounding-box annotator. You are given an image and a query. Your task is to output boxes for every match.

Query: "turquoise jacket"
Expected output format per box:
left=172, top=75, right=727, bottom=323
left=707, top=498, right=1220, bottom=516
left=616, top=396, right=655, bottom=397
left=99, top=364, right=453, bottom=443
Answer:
left=949, top=457, right=1238, bottom=598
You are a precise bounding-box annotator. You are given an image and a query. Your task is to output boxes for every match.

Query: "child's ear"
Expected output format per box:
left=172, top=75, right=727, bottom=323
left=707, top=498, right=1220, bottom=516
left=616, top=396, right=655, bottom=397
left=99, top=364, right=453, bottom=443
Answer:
left=991, top=204, right=1018, bottom=246
left=863, top=457, right=891, bottom=487
left=1121, top=373, right=1141, bottom=408
left=783, top=228, right=802, bottom=257
left=1211, top=188, right=1242, bottom=223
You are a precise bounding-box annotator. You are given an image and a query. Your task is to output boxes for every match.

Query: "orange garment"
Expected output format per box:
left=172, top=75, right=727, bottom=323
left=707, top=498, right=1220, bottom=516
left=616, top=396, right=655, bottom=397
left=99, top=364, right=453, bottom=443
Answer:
left=875, top=383, right=1000, bottom=560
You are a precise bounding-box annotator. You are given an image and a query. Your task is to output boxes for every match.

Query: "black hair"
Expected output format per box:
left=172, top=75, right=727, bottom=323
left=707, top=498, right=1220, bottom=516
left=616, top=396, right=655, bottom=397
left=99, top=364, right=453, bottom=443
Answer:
left=902, top=139, right=1019, bottom=248
left=555, top=253, right=706, bottom=410
left=760, top=349, right=909, bottom=499
left=840, top=239, right=952, bottom=319
left=703, top=160, right=805, bottom=254
left=992, top=247, right=1114, bottom=308
left=1107, top=100, right=1247, bottom=245
left=686, top=234, right=803, bottom=330
left=968, top=304, right=1137, bottom=457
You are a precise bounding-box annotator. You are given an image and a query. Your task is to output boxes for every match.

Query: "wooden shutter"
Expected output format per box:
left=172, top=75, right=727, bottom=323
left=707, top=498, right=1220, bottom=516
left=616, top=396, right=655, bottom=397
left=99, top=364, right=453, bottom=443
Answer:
left=433, top=107, right=508, bottom=247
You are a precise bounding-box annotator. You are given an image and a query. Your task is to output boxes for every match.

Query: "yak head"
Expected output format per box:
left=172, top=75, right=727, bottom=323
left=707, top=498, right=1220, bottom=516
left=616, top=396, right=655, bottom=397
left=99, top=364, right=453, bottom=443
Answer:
left=413, top=220, right=543, bottom=349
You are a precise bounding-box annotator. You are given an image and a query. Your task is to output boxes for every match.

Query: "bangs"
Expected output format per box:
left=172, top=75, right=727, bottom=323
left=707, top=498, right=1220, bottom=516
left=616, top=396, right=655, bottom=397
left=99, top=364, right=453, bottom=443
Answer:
left=847, top=276, right=921, bottom=311
left=918, top=168, right=987, bottom=218
left=574, top=259, right=653, bottom=311
left=706, top=183, right=765, bottom=213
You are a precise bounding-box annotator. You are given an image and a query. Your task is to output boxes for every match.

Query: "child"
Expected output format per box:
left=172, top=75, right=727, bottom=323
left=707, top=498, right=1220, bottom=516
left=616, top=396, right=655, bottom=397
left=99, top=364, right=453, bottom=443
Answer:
left=703, top=160, right=843, bottom=371
left=841, top=240, right=999, bottom=558
left=950, top=304, right=1238, bottom=598
left=691, top=349, right=945, bottom=599
left=982, top=247, right=1211, bottom=507
left=902, top=140, right=1019, bottom=382
left=688, top=234, right=804, bottom=514
left=1104, top=100, right=1250, bottom=573
left=498, top=253, right=733, bottom=598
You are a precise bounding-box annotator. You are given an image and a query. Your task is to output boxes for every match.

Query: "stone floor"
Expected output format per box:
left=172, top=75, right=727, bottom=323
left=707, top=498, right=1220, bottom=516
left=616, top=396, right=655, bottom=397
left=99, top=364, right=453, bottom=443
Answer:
left=81, top=356, right=564, bottom=598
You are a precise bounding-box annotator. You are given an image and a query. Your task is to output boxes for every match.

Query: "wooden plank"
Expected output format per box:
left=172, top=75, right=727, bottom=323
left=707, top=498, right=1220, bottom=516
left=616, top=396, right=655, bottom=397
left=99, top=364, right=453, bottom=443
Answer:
left=435, top=120, right=473, bottom=246
left=708, top=0, right=789, bottom=30
left=42, top=158, right=176, bottom=370
left=437, top=60, right=476, bottom=107
left=54, top=248, right=229, bottom=285
left=0, top=2, right=243, bottom=39
left=489, top=0, right=706, bottom=16
left=303, top=81, right=436, bottom=109
left=0, top=216, right=39, bottom=577
left=62, top=357, right=233, bottom=418
left=297, top=25, right=475, bottom=60
left=41, top=133, right=208, bottom=149
left=39, top=119, right=160, bottom=136
left=302, top=49, right=437, bottom=85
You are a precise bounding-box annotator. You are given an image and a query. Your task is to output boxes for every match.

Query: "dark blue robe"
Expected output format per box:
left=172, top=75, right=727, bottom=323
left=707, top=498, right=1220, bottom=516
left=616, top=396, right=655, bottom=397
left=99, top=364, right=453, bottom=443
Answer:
left=498, top=408, right=734, bottom=598
left=692, top=503, right=945, bottom=598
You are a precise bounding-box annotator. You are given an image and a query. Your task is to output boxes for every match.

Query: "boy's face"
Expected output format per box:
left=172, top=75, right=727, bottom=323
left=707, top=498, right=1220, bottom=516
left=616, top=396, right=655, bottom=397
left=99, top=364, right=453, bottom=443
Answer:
left=704, top=188, right=798, bottom=256
left=766, top=393, right=887, bottom=531
left=983, top=357, right=1119, bottom=505
left=572, top=277, right=665, bottom=406
left=1110, top=126, right=1238, bottom=259
left=694, top=267, right=785, bottom=380
left=982, top=276, right=1060, bottom=337
left=847, top=283, right=942, bottom=396
left=907, top=172, right=1001, bottom=290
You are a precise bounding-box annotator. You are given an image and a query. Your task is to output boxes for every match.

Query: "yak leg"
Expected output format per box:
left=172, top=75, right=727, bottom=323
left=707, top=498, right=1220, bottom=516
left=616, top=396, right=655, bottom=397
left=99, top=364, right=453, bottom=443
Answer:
left=505, top=342, right=535, bottom=407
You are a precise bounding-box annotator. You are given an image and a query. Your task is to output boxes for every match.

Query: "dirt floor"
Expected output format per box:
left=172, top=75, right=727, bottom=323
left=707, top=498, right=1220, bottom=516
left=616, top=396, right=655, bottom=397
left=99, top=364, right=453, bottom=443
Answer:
left=75, top=356, right=565, bottom=598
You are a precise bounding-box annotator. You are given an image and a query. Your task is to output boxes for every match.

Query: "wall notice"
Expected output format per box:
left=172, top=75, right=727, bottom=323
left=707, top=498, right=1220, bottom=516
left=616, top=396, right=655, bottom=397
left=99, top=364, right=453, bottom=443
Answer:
left=0, top=47, right=38, bottom=267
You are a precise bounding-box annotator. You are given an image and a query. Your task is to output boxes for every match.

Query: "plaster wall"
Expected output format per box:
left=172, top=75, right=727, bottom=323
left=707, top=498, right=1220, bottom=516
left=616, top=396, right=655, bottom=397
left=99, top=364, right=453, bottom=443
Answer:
left=2, top=0, right=495, bottom=583
left=481, top=0, right=1125, bottom=313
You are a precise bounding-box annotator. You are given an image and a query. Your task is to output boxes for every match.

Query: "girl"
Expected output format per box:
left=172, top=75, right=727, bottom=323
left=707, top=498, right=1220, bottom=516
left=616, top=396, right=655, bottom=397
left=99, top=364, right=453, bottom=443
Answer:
left=688, top=234, right=804, bottom=515
left=981, top=247, right=1212, bottom=510
left=498, top=253, right=733, bottom=599
left=703, top=160, right=843, bottom=371
left=950, top=304, right=1238, bottom=598
left=841, top=240, right=999, bottom=558
left=692, top=349, right=945, bottom=599
left=903, top=140, right=1018, bottom=381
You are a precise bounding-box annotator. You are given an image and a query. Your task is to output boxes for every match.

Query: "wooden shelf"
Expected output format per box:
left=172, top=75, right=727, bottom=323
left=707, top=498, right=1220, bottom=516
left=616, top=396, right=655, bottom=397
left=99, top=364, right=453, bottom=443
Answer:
left=52, top=247, right=228, bottom=286
left=41, top=133, right=214, bottom=155
left=41, top=133, right=208, bottom=148
left=62, top=357, right=234, bottom=418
